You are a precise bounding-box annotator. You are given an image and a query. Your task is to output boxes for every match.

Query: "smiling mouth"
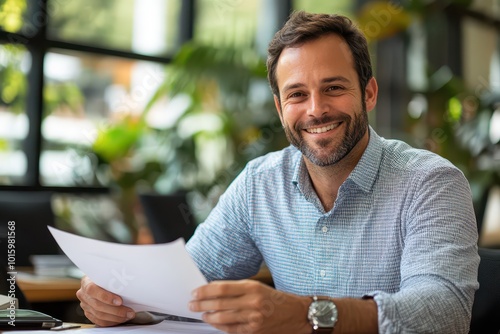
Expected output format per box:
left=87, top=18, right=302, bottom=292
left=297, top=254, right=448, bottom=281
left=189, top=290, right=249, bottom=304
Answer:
left=305, top=122, right=342, bottom=134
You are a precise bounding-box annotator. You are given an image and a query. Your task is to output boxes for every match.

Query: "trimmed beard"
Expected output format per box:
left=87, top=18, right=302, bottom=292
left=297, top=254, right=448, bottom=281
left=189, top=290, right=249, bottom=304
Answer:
left=282, top=103, right=368, bottom=167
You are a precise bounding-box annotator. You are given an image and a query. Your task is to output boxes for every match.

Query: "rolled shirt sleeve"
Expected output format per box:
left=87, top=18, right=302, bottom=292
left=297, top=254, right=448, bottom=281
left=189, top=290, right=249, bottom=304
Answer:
left=367, top=165, right=479, bottom=333
left=186, top=166, right=264, bottom=281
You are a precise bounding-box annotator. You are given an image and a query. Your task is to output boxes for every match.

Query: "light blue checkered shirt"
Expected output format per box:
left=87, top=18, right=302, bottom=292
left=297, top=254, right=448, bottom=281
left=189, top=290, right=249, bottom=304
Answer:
left=186, top=127, right=479, bottom=333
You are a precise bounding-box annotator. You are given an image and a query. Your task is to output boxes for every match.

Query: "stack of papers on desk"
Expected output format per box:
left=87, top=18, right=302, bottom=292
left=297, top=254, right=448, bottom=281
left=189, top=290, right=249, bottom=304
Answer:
left=47, top=226, right=208, bottom=321
left=30, top=254, right=81, bottom=277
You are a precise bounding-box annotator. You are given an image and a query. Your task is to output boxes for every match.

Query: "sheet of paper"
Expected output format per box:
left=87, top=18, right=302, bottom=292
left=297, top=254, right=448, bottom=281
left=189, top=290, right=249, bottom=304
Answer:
left=5, top=319, right=224, bottom=333
left=48, top=226, right=207, bottom=320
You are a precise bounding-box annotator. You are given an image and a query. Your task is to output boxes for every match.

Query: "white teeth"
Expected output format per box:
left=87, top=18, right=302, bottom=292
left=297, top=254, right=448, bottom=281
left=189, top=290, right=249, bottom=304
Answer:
left=306, top=123, right=340, bottom=134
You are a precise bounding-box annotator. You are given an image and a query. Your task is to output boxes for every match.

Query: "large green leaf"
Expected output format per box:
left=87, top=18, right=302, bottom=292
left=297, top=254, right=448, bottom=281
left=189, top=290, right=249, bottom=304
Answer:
left=92, top=117, right=145, bottom=163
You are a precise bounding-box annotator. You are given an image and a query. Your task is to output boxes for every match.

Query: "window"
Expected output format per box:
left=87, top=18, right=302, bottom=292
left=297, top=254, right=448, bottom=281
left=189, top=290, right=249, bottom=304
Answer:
left=0, top=44, right=29, bottom=185
left=47, top=0, right=181, bottom=57
left=0, top=0, right=192, bottom=190
left=0, top=0, right=27, bottom=33
left=41, top=50, right=166, bottom=186
left=293, top=0, right=352, bottom=15
left=194, top=0, right=261, bottom=47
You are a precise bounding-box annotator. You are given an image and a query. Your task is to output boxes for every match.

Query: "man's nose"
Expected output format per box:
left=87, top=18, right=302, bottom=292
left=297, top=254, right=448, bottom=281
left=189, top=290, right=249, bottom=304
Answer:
left=307, top=92, right=328, bottom=118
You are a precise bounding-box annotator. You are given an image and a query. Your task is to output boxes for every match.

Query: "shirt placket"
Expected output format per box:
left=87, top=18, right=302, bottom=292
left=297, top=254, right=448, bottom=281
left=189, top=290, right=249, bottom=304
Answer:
left=313, top=212, right=336, bottom=293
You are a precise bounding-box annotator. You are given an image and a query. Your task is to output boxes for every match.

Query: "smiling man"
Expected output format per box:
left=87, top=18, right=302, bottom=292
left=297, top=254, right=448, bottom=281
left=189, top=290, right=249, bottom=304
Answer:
left=77, top=11, right=479, bottom=334
left=273, top=32, right=376, bottom=212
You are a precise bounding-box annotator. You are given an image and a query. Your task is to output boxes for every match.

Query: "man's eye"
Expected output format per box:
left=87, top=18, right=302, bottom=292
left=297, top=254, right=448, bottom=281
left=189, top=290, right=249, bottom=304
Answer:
left=327, top=86, right=343, bottom=91
left=289, top=92, right=304, bottom=98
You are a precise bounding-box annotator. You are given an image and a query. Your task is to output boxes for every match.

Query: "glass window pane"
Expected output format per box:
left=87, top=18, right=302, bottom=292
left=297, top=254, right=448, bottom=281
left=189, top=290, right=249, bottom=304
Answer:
left=194, top=0, right=261, bottom=46
left=0, top=0, right=27, bottom=33
left=41, top=49, right=166, bottom=186
left=293, top=0, right=353, bottom=15
left=0, top=43, right=30, bottom=185
left=47, top=0, right=181, bottom=57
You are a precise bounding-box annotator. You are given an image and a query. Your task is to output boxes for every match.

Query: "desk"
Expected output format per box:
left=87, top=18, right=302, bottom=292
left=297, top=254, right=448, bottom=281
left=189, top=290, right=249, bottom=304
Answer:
left=16, top=271, right=81, bottom=303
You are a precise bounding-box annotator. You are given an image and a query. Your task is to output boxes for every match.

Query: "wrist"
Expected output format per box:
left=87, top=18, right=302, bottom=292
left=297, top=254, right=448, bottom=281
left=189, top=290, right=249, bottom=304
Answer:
left=330, top=297, right=378, bottom=334
left=299, top=296, right=313, bottom=334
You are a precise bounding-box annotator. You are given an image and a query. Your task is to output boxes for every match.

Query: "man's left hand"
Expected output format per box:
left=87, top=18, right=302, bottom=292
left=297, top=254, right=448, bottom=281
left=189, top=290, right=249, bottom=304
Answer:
left=189, top=279, right=311, bottom=334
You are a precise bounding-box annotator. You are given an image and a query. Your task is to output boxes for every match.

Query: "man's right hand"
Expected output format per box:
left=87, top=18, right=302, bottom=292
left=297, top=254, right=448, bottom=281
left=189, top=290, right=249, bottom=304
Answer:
left=76, top=276, right=136, bottom=326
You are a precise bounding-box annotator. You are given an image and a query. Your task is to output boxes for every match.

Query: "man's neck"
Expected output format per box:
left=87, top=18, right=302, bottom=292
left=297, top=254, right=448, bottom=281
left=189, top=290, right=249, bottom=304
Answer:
left=304, top=130, right=370, bottom=212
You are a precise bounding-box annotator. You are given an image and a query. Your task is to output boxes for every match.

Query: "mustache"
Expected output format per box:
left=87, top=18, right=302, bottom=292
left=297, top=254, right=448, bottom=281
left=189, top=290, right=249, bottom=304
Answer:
left=295, top=114, right=350, bottom=132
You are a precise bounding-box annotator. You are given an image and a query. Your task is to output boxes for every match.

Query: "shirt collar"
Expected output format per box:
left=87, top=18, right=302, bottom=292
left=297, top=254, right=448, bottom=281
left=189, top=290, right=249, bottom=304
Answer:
left=291, top=126, right=383, bottom=194
left=347, top=126, right=383, bottom=193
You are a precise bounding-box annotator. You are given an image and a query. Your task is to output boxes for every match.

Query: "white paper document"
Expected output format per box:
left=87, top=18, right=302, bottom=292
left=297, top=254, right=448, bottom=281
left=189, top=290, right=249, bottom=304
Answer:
left=48, top=226, right=207, bottom=320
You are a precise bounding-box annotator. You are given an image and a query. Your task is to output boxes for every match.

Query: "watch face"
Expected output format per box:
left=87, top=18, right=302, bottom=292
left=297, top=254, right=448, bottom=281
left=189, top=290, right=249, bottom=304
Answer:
left=309, top=299, right=338, bottom=328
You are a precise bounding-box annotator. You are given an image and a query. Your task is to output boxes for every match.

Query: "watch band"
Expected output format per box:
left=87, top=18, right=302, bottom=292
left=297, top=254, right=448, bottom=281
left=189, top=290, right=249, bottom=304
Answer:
left=313, top=328, right=333, bottom=334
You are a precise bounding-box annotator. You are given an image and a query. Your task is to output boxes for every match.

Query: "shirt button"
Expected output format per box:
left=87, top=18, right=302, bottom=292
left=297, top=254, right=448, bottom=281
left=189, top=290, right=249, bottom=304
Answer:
left=322, top=226, right=328, bottom=233
left=320, top=270, right=326, bottom=277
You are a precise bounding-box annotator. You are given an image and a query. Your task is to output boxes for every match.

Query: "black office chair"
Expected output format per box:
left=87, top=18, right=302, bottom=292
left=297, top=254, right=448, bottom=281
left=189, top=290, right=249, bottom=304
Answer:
left=0, top=191, right=60, bottom=267
left=469, top=247, right=500, bottom=334
left=138, top=192, right=198, bottom=243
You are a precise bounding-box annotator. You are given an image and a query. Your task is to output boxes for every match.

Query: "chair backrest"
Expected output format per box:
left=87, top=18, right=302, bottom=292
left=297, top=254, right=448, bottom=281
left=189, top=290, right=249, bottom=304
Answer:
left=469, top=247, right=500, bottom=334
left=0, top=191, right=60, bottom=267
left=138, top=193, right=197, bottom=243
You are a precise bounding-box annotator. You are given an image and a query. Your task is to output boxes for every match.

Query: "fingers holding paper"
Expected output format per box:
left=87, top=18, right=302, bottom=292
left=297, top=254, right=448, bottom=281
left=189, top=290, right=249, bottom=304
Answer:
left=189, top=280, right=310, bottom=334
left=77, top=276, right=135, bottom=327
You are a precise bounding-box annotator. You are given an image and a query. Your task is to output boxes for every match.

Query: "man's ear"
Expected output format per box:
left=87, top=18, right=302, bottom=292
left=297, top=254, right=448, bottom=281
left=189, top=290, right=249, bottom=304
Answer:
left=364, top=77, right=378, bottom=112
left=274, top=95, right=284, bottom=125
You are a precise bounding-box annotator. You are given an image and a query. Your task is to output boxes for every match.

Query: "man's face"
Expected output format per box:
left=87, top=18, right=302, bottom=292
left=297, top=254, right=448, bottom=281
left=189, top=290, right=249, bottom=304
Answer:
left=274, top=34, right=375, bottom=167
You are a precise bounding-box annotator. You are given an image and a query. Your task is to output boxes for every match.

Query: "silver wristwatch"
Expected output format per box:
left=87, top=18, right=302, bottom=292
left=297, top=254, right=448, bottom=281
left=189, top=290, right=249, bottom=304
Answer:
left=307, top=296, right=338, bottom=333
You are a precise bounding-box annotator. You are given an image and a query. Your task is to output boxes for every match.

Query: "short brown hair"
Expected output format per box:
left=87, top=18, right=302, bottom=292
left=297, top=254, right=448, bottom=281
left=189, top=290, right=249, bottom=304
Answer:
left=267, top=11, right=372, bottom=100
